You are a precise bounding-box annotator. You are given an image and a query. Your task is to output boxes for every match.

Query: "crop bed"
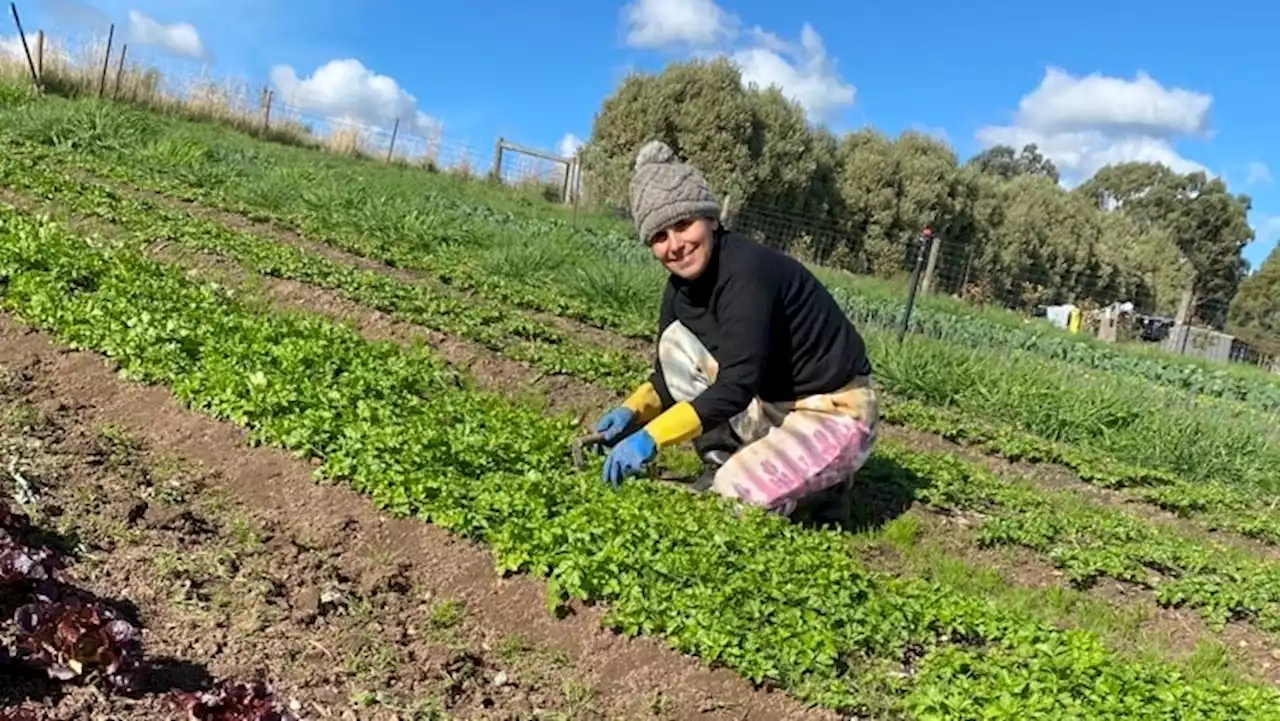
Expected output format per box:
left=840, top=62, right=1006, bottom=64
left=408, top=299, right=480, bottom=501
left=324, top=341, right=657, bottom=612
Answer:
left=0, top=314, right=778, bottom=721
left=1, top=177, right=1279, bottom=718
left=4, top=150, right=1280, bottom=555
left=4, top=129, right=1274, bottom=494
left=3, top=86, right=1280, bottom=719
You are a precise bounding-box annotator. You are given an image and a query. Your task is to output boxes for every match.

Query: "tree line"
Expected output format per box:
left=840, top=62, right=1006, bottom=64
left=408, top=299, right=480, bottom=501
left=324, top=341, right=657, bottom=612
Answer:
left=575, top=58, right=1277, bottom=356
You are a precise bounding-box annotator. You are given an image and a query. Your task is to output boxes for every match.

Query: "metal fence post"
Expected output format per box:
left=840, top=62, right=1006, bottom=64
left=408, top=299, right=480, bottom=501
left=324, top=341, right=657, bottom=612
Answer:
left=9, top=3, right=40, bottom=89
left=386, top=117, right=400, bottom=161
left=897, top=227, right=932, bottom=343
left=98, top=22, right=114, bottom=98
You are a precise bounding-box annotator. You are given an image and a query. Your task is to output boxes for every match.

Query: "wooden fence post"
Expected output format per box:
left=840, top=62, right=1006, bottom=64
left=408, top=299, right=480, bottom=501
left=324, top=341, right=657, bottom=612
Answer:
left=261, top=87, right=273, bottom=133
left=920, top=229, right=942, bottom=294
left=491, top=137, right=504, bottom=181
left=34, top=29, right=43, bottom=83
left=560, top=158, right=572, bottom=204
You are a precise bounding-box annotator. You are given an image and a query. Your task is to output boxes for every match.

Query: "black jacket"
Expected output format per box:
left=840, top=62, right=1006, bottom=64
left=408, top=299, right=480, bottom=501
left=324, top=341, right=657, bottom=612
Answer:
left=650, top=228, right=872, bottom=429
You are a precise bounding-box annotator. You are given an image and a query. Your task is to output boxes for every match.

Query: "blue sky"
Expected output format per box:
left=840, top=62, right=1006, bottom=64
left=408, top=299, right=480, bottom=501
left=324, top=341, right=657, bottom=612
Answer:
left=9, top=0, right=1279, bottom=269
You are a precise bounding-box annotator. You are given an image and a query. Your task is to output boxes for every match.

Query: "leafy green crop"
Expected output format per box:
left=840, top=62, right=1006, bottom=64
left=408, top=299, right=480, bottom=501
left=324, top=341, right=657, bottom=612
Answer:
left=4, top=204, right=1279, bottom=717
left=884, top=400, right=1280, bottom=544
left=870, top=442, right=1280, bottom=633
left=2, top=139, right=1276, bottom=494
left=10, top=165, right=1280, bottom=633
left=4, top=145, right=1280, bottom=582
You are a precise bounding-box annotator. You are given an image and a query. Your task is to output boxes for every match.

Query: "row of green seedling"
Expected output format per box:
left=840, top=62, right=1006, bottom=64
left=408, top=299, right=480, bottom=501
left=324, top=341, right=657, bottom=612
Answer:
left=7, top=166, right=1280, bottom=650
left=885, top=399, right=1280, bottom=545
left=871, top=442, right=1280, bottom=634
left=2, top=151, right=1277, bottom=556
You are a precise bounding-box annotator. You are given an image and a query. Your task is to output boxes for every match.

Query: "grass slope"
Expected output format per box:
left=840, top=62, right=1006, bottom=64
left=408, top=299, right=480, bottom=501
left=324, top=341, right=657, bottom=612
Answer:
left=0, top=84, right=1277, bottom=411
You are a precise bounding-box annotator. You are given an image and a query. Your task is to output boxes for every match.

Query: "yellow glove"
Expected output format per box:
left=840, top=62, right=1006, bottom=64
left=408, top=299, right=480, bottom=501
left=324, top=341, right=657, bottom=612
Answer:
left=643, top=401, right=703, bottom=447
left=620, top=381, right=664, bottom=424
left=620, top=382, right=703, bottom=447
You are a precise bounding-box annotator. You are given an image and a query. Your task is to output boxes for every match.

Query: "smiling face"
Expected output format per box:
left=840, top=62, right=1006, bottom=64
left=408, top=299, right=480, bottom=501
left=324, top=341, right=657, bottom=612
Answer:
left=648, top=216, right=715, bottom=280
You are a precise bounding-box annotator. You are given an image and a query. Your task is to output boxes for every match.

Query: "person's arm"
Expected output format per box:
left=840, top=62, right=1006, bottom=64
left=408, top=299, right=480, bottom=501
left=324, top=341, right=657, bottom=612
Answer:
left=619, top=382, right=663, bottom=425
left=643, top=273, right=774, bottom=447
left=619, top=284, right=678, bottom=427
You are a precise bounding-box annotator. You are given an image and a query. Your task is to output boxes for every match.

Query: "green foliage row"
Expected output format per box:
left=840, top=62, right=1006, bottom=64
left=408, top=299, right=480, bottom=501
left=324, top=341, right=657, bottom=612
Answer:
left=1, top=88, right=1277, bottom=413
left=884, top=400, right=1280, bottom=545
left=824, top=281, right=1280, bottom=413
left=0, top=148, right=648, bottom=395
left=12, top=147, right=1280, bottom=632
left=3, top=141, right=1275, bottom=500
left=4, top=202, right=1280, bottom=718
left=874, top=443, right=1280, bottom=633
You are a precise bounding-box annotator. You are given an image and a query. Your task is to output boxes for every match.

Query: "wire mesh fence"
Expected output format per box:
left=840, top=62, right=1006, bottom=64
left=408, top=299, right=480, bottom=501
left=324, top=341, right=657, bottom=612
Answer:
left=723, top=199, right=1277, bottom=371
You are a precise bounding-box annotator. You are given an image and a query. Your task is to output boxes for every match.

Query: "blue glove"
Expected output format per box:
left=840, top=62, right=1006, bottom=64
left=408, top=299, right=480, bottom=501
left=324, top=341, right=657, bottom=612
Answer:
left=594, top=406, right=635, bottom=443
left=603, top=429, right=657, bottom=488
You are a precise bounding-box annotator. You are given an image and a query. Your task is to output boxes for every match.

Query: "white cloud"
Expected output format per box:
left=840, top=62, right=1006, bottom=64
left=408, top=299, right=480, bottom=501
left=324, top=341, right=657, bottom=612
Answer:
left=127, top=10, right=207, bottom=61
left=269, top=58, right=441, bottom=137
left=0, top=34, right=24, bottom=59
left=622, top=0, right=739, bottom=49
left=40, top=0, right=111, bottom=32
left=620, top=1, right=855, bottom=122
left=557, top=133, right=583, bottom=158
left=1011, top=68, right=1211, bottom=137
left=730, top=24, right=854, bottom=121
left=1246, top=161, right=1272, bottom=185
left=977, top=67, right=1213, bottom=183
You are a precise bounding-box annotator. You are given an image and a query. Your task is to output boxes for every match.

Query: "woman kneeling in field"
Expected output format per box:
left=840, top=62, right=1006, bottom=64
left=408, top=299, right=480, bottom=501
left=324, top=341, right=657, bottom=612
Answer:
left=592, top=139, right=879, bottom=523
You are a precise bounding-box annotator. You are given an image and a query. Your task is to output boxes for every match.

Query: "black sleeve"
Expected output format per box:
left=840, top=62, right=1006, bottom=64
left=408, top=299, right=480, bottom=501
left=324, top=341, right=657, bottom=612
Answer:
left=650, top=284, right=677, bottom=409
left=690, top=272, right=774, bottom=428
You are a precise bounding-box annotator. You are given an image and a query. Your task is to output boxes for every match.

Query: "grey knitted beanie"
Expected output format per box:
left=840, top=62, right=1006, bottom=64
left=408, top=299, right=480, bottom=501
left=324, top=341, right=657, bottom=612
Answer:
left=628, top=140, right=721, bottom=244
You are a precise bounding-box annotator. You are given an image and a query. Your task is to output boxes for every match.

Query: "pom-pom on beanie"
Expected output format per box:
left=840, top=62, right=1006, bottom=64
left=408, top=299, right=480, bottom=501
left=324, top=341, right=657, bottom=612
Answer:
left=628, top=140, right=721, bottom=244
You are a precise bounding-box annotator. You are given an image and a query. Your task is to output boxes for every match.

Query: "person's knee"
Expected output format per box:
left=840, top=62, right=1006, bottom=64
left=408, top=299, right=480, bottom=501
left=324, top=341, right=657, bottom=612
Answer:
left=693, top=422, right=742, bottom=457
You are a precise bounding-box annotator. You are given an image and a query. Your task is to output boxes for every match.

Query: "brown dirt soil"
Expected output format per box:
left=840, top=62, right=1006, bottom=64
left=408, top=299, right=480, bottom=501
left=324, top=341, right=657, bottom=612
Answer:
left=0, top=315, right=836, bottom=721
left=105, top=178, right=651, bottom=359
